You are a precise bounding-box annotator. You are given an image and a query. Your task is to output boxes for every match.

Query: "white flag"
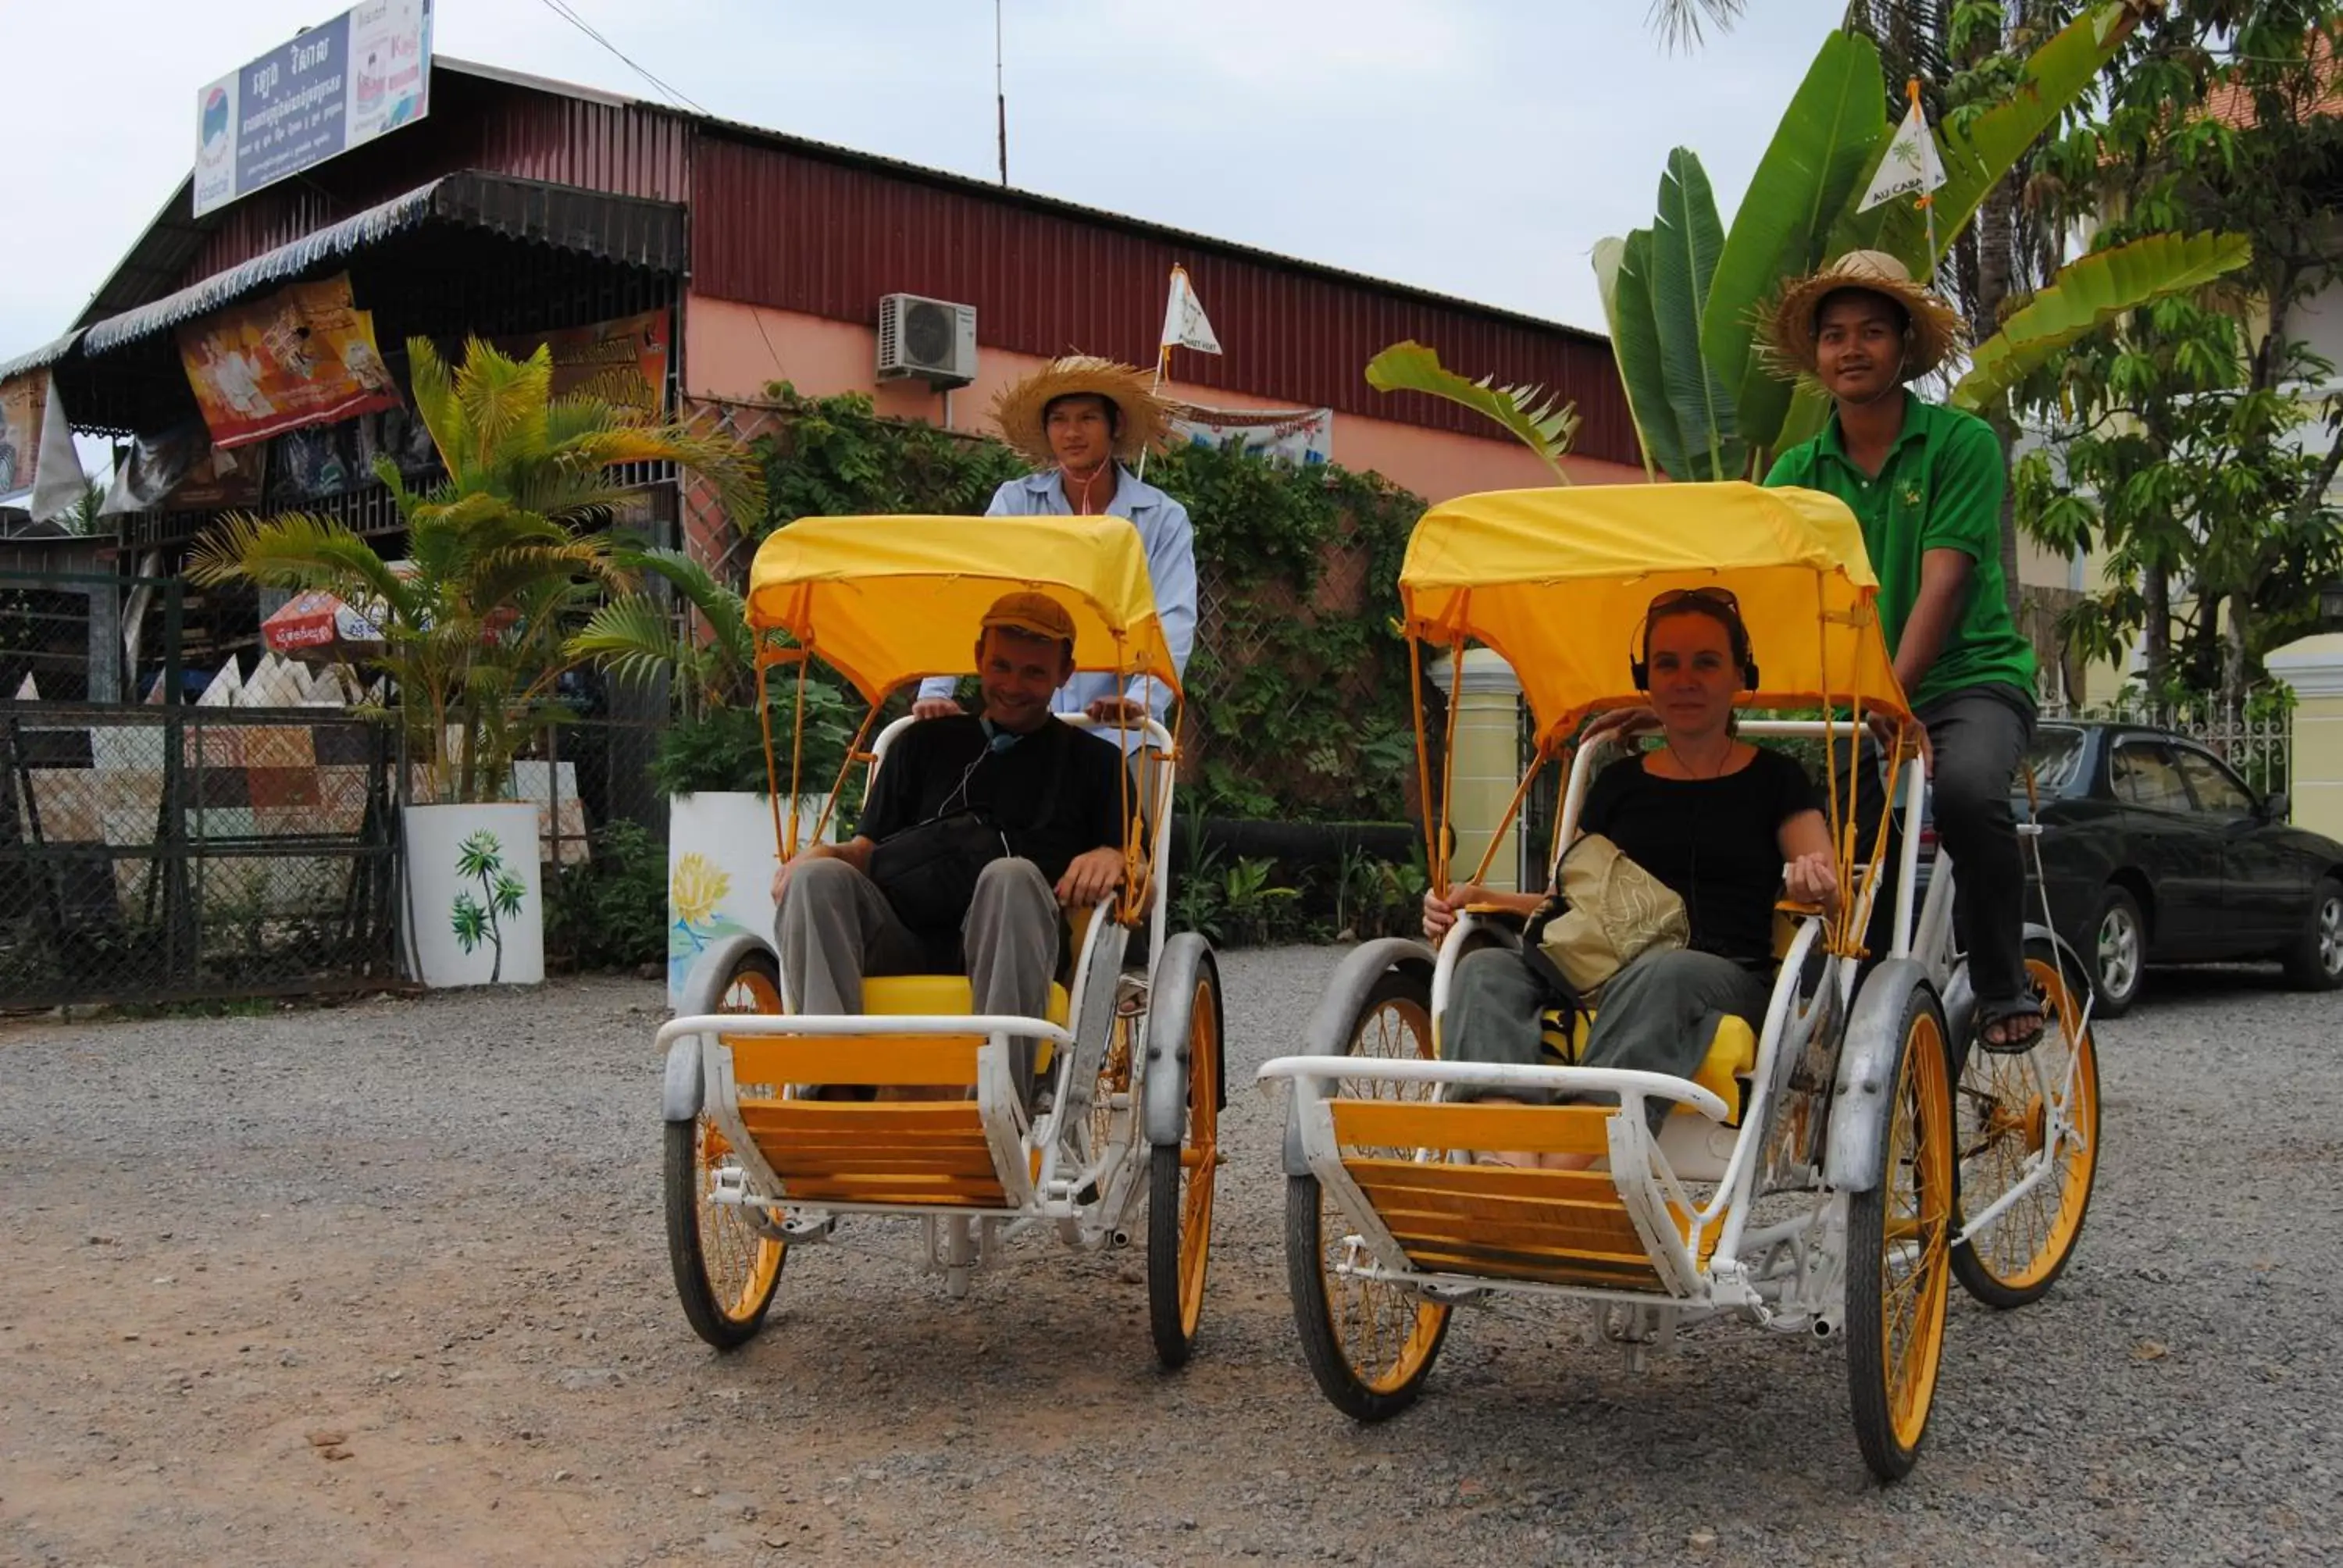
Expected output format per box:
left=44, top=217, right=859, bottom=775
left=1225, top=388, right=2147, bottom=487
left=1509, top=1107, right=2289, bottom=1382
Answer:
left=1160, top=265, right=1221, bottom=356
left=29, top=374, right=84, bottom=524
left=1858, top=98, right=1946, bottom=213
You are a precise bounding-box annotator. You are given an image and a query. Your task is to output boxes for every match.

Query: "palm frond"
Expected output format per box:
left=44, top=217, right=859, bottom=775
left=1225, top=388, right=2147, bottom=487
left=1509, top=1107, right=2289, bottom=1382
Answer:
left=1364, top=342, right=1579, bottom=479
left=1648, top=0, right=1745, bottom=52
left=453, top=337, right=554, bottom=475
left=403, top=336, right=466, bottom=478
left=566, top=597, right=695, bottom=688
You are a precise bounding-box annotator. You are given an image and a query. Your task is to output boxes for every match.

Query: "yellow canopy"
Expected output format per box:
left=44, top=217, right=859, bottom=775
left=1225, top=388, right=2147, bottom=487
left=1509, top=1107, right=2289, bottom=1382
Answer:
left=1400, top=481, right=1907, bottom=743
left=746, top=514, right=1182, bottom=704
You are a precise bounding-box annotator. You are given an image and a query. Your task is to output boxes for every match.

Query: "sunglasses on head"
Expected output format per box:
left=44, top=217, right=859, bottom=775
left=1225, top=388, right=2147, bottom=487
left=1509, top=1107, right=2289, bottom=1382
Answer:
left=1647, top=586, right=1743, bottom=615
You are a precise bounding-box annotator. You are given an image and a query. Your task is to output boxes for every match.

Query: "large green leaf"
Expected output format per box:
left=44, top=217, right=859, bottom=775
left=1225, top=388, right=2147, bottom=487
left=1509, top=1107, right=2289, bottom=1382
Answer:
left=1706, top=29, right=1887, bottom=462
left=1952, top=231, right=2254, bottom=413
left=1592, top=236, right=1660, bottom=481
left=1610, top=230, right=1695, bottom=480
left=1831, top=1, right=2147, bottom=276
left=1364, top=342, right=1581, bottom=480
left=1649, top=148, right=1744, bottom=481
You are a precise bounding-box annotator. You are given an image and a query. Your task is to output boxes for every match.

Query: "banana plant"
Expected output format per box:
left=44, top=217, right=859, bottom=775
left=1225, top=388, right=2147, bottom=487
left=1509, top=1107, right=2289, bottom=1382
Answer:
left=1369, top=6, right=2164, bottom=483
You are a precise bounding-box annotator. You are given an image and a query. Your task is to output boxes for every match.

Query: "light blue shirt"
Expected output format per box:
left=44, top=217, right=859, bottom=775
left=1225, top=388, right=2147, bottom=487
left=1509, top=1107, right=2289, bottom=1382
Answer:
left=920, top=466, right=1197, bottom=743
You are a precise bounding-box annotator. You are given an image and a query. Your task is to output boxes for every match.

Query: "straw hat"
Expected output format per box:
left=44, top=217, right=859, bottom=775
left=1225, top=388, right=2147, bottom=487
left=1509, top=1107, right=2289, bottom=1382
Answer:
left=991, top=355, right=1174, bottom=465
left=1767, top=250, right=1966, bottom=380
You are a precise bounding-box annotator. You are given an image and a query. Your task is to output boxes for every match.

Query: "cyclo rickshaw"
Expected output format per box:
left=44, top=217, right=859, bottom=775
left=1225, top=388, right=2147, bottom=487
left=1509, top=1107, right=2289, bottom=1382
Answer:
left=655, top=514, right=1223, bottom=1369
left=1258, top=482, right=2099, bottom=1479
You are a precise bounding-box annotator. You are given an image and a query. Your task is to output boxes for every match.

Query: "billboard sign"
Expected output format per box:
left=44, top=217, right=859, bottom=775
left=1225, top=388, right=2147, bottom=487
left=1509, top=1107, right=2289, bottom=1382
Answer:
left=194, top=0, right=433, bottom=218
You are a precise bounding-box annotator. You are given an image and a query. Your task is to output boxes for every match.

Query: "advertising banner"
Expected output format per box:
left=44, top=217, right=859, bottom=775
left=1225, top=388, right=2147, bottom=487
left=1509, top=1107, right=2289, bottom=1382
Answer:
left=194, top=0, right=433, bottom=219
left=491, top=310, right=672, bottom=418
left=0, top=372, right=47, bottom=497
left=1169, top=403, right=1334, bottom=468
left=177, top=273, right=402, bottom=449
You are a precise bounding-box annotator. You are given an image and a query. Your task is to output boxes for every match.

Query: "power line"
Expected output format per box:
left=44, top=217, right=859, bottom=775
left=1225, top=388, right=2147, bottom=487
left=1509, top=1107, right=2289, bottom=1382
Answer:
left=533, top=0, right=713, bottom=117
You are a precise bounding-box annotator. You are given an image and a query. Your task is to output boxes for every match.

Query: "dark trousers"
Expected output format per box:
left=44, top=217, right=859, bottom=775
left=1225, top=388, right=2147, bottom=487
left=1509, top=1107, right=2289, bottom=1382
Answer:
left=1840, top=686, right=2035, bottom=1010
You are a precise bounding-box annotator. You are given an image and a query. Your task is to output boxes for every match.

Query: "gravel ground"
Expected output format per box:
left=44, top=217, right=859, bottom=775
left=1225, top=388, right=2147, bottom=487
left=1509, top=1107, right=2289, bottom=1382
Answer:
left=1, top=950, right=2337, bottom=1567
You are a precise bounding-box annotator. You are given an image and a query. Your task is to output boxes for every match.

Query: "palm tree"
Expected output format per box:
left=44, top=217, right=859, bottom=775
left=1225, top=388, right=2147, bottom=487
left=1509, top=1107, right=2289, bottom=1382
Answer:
left=1646, top=0, right=1746, bottom=51
left=189, top=335, right=765, bottom=803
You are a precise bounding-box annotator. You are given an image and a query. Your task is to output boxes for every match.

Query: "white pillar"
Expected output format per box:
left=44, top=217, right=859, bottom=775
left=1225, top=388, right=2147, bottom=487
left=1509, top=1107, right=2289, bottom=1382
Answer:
left=2263, top=633, right=2343, bottom=836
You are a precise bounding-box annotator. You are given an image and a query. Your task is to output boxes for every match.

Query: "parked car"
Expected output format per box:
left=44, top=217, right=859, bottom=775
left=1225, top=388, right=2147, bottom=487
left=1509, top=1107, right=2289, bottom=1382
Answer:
left=1910, top=721, right=2343, bottom=1015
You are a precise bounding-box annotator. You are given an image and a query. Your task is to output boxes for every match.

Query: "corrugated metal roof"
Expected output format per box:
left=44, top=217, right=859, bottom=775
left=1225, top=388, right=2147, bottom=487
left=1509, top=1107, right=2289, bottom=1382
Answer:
left=0, top=330, right=83, bottom=383
left=77, top=173, right=686, bottom=356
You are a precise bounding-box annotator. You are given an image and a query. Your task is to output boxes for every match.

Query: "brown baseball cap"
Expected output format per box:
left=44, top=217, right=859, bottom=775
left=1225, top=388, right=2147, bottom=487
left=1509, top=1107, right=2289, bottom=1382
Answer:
left=981, top=590, right=1076, bottom=643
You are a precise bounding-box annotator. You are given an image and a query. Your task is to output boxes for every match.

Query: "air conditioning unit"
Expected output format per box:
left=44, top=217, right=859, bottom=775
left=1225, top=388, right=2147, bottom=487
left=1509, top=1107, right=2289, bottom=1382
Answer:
left=876, top=293, right=978, bottom=388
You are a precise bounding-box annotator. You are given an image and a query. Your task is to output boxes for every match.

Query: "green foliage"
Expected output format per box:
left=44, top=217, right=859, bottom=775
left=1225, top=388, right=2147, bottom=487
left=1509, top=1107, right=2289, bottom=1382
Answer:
left=1143, top=440, right=1424, bottom=822
left=756, top=382, right=1026, bottom=526
left=2011, top=1, right=2343, bottom=707
left=650, top=682, right=855, bottom=797
left=544, top=819, right=669, bottom=971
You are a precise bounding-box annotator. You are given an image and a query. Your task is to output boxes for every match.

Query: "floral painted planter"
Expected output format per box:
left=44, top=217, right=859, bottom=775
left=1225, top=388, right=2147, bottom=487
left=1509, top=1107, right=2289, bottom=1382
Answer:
left=667, top=792, right=833, bottom=1006
left=404, top=802, right=545, bottom=987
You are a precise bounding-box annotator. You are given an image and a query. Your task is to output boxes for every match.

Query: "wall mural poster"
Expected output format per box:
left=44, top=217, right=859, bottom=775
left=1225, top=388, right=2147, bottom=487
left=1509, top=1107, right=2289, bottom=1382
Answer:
left=177, top=273, right=402, bottom=449
left=1168, top=403, right=1334, bottom=468
left=488, top=310, right=672, bottom=418
left=0, top=372, right=48, bottom=497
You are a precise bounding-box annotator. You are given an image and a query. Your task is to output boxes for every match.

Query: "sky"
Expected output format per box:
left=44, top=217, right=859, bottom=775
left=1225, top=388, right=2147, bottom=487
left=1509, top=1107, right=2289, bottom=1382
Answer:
left=0, top=0, right=1853, bottom=365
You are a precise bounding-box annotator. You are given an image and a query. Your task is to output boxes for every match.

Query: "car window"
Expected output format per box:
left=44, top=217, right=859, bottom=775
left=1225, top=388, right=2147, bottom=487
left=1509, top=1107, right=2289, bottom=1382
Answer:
left=2111, top=740, right=2191, bottom=812
left=2024, top=726, right=2089, bottom=796
left=2171, top=746, right=2257, bottom=818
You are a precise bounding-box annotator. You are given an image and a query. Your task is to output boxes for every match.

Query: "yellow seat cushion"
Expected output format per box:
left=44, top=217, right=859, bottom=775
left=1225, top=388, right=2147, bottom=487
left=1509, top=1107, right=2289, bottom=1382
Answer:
left=1537, top=1008, right=1758, bottom=1124
left=861, top=975, right=1072, bottom=1070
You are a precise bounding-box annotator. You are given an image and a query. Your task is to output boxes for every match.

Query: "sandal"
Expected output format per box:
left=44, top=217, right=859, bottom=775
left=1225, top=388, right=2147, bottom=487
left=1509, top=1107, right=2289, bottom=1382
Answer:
left=1977, top=998, right=2047, bottom=1055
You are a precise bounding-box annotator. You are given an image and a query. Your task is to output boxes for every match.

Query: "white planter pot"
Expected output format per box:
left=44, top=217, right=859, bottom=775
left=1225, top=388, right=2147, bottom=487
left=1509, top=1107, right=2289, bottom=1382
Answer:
left=668, top=793, right=833, bottom=1006
left=404, top=802, right=545, bottom=987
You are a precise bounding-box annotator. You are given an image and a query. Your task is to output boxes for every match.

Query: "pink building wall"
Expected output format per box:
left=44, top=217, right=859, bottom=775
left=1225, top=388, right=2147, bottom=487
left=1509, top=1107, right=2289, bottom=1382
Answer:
left=683, top=294, right=1647, bottom=504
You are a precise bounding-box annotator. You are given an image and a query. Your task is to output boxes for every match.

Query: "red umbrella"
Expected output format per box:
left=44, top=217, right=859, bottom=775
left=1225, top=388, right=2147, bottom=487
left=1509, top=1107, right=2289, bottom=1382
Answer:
left=260, top=587, right=387, bottom=663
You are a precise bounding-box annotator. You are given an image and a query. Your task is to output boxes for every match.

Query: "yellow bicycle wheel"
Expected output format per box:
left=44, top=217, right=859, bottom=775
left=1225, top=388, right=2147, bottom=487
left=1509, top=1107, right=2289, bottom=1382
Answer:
left=1846, top=980, right=1954, bottom=1481
left=1951, top=938, right=2101, bottom=1307
left=1285, top=968, right=1453, bottom=1421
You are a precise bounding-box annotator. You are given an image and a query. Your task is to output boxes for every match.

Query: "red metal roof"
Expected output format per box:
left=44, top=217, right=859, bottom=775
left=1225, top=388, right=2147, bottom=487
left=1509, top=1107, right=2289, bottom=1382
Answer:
left=77, top=58, right=1636, bottom=465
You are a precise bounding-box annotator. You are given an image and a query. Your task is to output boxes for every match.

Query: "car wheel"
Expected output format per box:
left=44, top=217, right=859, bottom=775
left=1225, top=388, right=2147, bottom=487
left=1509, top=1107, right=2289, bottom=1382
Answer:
left=2281, top=876, right=2343, bottom=992
left=2092, top=885, right=2145, bottom=1018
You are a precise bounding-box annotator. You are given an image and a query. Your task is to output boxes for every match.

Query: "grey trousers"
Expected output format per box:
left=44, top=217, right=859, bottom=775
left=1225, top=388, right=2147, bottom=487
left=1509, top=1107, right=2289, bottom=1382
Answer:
left=1443, top=946, right=1770, bottom=1133
left=774, top=856, right=1063, bottom=1090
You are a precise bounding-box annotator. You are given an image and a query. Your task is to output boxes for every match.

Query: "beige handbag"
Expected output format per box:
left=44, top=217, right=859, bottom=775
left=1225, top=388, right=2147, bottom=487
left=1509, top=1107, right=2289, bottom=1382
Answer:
left=1529, top=833, right=1690, bottom=1000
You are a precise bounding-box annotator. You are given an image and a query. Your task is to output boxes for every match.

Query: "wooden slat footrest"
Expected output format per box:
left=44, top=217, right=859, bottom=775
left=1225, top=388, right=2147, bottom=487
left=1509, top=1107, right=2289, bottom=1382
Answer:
left=1329, top=1098, right=1615, bottom=1156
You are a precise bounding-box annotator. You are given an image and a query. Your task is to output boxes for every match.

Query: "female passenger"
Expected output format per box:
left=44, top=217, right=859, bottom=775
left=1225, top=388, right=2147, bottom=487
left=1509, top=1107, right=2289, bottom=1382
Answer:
left=1423, top=589, right=1839, bottom=1169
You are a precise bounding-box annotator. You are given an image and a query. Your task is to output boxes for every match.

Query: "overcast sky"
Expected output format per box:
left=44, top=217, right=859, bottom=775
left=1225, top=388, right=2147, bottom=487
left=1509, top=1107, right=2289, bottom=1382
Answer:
left=0, top=0, right=1849, bottom=360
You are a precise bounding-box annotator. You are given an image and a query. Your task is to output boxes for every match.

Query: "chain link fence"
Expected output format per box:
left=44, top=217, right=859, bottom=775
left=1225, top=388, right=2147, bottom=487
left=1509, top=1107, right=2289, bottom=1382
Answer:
left=0, top=703, right=399, bottom=1007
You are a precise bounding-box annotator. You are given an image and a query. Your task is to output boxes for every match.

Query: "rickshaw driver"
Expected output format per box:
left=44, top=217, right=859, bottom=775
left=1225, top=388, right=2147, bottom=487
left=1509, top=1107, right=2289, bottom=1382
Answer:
left=911, top=357, right=1196, bottom=743
left=1763, top=250, right=2045, bottom=1053
left=769, top=591, right=1130, bottom=1102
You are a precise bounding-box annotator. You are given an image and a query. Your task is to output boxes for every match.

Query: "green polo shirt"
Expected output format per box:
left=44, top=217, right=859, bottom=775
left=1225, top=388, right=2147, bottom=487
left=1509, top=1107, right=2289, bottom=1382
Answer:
left=1763, top=392, right=2035, bottom=711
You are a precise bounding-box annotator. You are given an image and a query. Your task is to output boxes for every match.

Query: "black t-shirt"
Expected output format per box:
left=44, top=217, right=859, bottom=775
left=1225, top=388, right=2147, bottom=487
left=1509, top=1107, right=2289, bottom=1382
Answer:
left=1577, top=747, right=1819, bottom=965
left=860, top=715, right=1126, bottom=887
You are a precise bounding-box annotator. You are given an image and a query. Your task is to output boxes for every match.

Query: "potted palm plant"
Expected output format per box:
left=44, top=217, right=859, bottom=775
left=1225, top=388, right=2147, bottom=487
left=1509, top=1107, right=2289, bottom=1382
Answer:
left=567, top=543, right=851, bottom=1003
left=190, top=335, right=763, bottom=988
